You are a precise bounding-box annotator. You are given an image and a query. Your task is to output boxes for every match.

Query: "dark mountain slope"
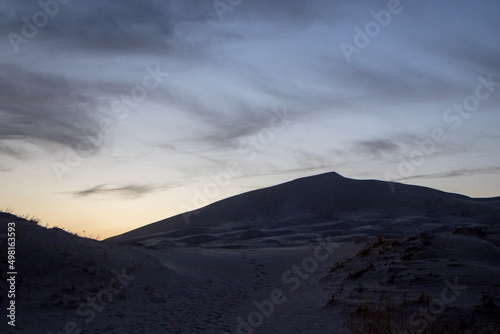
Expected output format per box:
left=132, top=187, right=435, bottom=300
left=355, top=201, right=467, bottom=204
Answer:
left=107, top=172, right=499, bottom=246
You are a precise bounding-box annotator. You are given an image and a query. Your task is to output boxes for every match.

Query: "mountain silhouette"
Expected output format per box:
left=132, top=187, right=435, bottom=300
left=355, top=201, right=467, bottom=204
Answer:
left=107, top=172, right=500, bottom=246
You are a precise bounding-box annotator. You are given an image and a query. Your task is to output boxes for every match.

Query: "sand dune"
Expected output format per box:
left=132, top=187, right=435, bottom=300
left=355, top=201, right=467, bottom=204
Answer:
left=1, top=172, right=499, bottom=333
left=108, top=172, right=500, bottom=248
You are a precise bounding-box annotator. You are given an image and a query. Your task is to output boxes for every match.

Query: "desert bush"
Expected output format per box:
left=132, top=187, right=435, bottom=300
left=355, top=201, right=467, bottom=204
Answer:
left=348, top=262, right=374, bottom=280
left=343, top=300, right=400, bottom=334
left=20, top=212, right=41, bottom=224
left=343, top=299, right=478, bottom=334
left=1, top=209, right=40, bottom=224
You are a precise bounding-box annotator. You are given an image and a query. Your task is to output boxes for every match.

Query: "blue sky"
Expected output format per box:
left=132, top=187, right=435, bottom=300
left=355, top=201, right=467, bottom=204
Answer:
left=1, top=0, right=499, bottom=238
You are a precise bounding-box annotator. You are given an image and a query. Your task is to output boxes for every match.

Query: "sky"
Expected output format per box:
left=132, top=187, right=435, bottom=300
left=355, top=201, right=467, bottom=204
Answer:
left=1, top=0, right=499, bottom=239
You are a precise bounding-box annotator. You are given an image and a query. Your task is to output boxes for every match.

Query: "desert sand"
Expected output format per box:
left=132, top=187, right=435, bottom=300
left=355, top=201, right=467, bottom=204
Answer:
left=1, top=172, right=499, bottom=333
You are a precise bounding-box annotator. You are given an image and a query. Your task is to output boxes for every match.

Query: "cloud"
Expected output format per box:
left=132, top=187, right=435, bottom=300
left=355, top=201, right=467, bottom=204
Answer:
left=289, top=134, right=469, bottom=176
left=144, top=141, right=177, bottom=152
left=0, top=142, right=30, bottom=160
left=292, top=150, right=334, bottom=170
left=194, top=106, right=296, bottom=148
left=0, top=0, right=247, bottom=64
left=405, top=2, right=500, bottom=77
left=3, top=0, right=497, bottom=157
left=350, top=139, right=401, bottom=159
left=289, top=139, right=402, bottom=173
left=1, top=1, right=197, bottom=53
left=325, top=137, right=405, bottom=165
left=396, top=167, right=500, bottom=182
left=151, top=83, right=300, bottom=148
left=1, top=0, right=498, bottom=192
left=0, top=63, right=168, bottom=162
left=0, top=66, right=104, bottom=156
left=71, top=183, right=173, bottom=199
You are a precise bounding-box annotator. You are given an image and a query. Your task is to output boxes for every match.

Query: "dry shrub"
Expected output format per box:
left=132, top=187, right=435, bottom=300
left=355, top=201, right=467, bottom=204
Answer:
left=342, top=298, right=474, bottom=334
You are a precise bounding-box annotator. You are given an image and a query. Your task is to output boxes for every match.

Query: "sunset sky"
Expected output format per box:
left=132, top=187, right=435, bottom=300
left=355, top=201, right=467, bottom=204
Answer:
left=1, top=0, right=499, bottom=238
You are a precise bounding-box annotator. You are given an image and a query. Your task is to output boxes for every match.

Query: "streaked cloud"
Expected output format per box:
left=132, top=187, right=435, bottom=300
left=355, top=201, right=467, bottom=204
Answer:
left=71, top=183, right=173, bottom=199
left=0, top=0, right=499, bottom=237
left=397, top=167, right=500, bottom=182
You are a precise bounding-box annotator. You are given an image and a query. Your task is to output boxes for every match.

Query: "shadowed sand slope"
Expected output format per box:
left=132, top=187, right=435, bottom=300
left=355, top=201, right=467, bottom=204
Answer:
left=107, top=172, right=500, bottom=248
left=2, top=172, right=500, bottom=333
